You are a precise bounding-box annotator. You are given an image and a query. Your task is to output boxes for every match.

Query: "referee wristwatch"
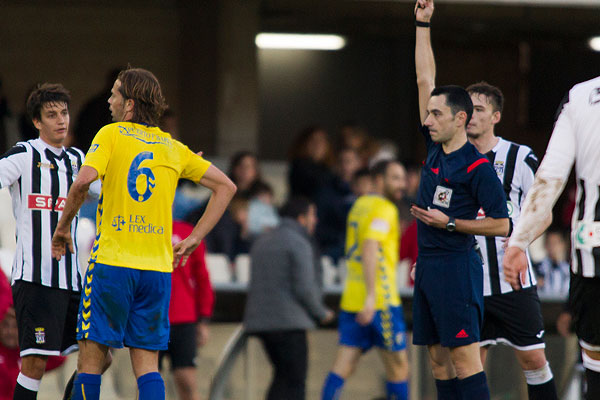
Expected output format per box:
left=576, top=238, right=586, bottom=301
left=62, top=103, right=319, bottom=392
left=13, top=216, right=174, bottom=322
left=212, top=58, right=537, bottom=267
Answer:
left=446, top=216, right=456, bottom=232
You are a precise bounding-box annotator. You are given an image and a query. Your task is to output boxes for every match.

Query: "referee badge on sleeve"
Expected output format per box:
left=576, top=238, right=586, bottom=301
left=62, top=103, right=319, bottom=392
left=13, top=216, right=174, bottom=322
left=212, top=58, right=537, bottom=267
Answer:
left=433, top=185, right=452, bottom=208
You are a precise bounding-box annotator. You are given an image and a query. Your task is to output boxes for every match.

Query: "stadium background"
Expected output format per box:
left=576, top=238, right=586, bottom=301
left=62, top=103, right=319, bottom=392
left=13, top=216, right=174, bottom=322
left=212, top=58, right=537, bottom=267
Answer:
left=0, top=0, right=599, bottom=399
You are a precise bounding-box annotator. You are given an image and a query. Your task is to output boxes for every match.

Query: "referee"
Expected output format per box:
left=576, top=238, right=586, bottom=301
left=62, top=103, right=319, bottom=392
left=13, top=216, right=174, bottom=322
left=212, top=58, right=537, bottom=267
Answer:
left=414, top=1, right=559, bottom=398
left=0, top=84, right=108, bottom=400
left=505, top=76, right=600, bottom=399
left=411, top=2, right=510, bottom=398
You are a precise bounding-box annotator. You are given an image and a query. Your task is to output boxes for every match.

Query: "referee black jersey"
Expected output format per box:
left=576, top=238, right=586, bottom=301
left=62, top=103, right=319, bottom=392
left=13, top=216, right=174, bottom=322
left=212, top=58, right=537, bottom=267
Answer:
left=0, top=138, right=84, bottom=291
left=476, top=137, right=539, bottom=296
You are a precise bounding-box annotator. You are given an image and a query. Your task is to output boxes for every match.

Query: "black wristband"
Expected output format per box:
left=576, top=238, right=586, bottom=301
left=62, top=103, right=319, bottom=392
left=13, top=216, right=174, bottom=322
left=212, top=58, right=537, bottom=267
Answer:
left=415, top=20, right=431, bottom=28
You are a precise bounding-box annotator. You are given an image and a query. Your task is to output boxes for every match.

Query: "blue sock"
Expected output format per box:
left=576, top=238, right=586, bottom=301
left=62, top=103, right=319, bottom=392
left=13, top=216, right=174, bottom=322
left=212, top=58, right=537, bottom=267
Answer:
left=322, top=372, right=344, bottom=400
left=137, top=372, right=165, bottom=400
left=386, top=380, right=408, bottom=400
left=71, top=373, right=101, bottom=400
left=458, top=371, right=490, bottom=400
left=435, top=378, right=460, bottom=400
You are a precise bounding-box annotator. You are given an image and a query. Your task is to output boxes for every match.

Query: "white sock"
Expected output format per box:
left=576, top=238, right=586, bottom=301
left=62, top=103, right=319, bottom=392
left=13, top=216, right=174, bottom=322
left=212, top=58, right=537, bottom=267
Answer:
left=523, top=362, right=553, bottom=385
left=17, top=372, right=41, bottom=392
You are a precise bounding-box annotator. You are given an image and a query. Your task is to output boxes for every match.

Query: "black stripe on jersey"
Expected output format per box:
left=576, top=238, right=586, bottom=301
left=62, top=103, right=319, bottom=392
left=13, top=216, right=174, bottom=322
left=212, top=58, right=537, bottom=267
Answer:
left=577, top=179, right=586, bottom=221
left=524, top=151, right=539, bottom=175
left=30, top=145, right=42, bottom=284
left=485, top=150, right=496, bottom=164
left=594, top=186, right=600, bottom=277
left=554, top=91, right=570, bottom=127
left=486, top=236, right=501, bottom=294
left=503, top=144, right=519, bottom=197
left=0, top=145, right=27, bottom=160
left=47, top=150, right=61, bottom=288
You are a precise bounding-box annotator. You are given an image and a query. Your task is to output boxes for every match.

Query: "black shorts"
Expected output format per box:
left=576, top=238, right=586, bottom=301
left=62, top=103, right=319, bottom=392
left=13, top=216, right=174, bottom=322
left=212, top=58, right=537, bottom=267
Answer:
left=480, top=286, right=545, bottom=350
left=12, top=280, right=80, bottom=357
left=159, top=323, right=197, bottom=370
left=570, top=273, right=600, bottom=351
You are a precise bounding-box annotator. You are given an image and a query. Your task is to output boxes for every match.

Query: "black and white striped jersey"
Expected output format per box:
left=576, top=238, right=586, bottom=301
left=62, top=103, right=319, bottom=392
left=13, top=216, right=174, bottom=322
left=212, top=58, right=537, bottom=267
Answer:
left=539, top=76, right=600, bottom=278
left=476, top=137, right=539, bottom=296
left=0, top=138, right=84, bottom=291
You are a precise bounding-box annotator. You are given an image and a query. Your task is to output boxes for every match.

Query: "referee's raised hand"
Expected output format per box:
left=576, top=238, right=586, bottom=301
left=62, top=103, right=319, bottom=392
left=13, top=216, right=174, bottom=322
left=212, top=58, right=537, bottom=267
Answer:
left=51, top=226, right=74, bottom=261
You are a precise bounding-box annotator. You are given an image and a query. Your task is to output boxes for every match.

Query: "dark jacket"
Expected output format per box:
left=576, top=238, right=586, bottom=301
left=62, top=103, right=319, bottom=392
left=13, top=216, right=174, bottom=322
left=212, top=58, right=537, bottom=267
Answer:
left=244, top=218, right=328, bottom=332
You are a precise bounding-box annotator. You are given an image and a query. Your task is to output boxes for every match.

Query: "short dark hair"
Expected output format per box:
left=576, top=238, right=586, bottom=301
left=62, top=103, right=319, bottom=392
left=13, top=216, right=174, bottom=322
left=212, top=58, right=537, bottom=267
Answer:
left=26, top=83, right=71, bottom=122
left=370, top=159, right=400, bottom=180
left=117, top=67, right=167, bottom=126
left=352, top=167, right=371, bottom=183
left=280, top=196, right=313, bottom=219
left=430, top=85, right=473, bottom=127
left=466, top=81, right=504, bottom=113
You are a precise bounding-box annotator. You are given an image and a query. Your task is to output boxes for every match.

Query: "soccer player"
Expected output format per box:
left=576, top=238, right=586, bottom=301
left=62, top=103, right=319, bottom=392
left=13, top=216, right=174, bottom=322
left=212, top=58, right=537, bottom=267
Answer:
left=411, top=3, right=510, bottom=397
left=0, top=83, right=109, bottom=400
left=504, top=76, right=600, bottom=399
left=322, top=160, right=410, bottom=400
left=51, top=67, right=236, bottom=400
left=414, top=1, right=559, bottom=398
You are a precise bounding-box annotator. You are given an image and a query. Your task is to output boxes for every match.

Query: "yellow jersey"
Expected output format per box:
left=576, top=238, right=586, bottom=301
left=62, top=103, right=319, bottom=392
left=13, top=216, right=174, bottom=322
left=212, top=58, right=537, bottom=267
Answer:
left=340, top=195, right=401, bottom=312
left=83, top=122, right=211, bottom=272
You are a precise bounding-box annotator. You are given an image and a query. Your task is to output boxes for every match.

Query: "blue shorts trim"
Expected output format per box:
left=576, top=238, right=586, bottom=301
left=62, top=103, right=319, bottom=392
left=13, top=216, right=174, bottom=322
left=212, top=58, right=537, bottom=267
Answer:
left=76, top=263, right=171, bottom=350
left=338, top=306, right=407, bottom=352
left=412, top=250, right=483, bottom=347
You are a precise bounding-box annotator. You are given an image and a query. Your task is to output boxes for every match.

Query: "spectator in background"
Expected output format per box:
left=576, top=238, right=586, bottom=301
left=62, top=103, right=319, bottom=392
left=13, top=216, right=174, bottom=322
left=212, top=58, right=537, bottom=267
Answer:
left=159, top=220, right=214, bottom=400
left=403, top=163, right=422, bottom=205
left=247, top=180, right=279, bottom=238
left=535, top=229, right=570, bottom=298
left=229, top=151, right=262, bottom=197
left=72, top=68, right=121, bottom=152
left=244, top=197, right=334, bottom=400
left=288, top=126, right=335, bottom=201
left=350, top=168, right=373, bottom=198
left=315, top=147, right=363, bottom=262
left=0, top=270, right=66, bottom=400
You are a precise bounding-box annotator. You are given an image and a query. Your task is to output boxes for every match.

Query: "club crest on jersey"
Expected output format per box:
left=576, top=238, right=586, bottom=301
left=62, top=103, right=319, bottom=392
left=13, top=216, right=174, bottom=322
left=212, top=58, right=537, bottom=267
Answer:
left=493, top=161, right=504, bottom=177
left=433, top=185, right=452, bottom=208
left=35, top=327, right=45, bottom=344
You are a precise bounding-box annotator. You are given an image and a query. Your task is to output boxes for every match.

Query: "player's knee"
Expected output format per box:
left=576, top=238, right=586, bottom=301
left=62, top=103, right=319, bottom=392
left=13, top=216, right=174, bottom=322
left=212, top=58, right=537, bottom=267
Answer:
left=102, top=350, right=113, bottom=372
left=517, top=349, right=547, bottom=371
left=20, top=355, right=48, bottom=379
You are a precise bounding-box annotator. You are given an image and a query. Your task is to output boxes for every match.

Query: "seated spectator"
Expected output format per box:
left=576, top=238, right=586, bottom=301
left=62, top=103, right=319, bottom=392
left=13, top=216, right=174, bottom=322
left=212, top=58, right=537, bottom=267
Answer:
left=229, top=151, right=262, bottom=197
left=247, top=181, right=279, bottom=237
left=288, top=126, right=335, bottom=201
left=350, top=168, right=372, bottom=197
left=535, top=229, right=570, bottom=297
left=244, top=197, right=334, bottom=400
left=315, top=148, right=362, bottom=262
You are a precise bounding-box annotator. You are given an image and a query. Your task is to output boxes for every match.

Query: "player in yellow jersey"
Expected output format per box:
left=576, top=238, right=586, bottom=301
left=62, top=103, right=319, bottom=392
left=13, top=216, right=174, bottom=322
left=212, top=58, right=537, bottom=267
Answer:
left=322, top=159, right=410, bottom=400
left=51, top=68, right=236, bottom=400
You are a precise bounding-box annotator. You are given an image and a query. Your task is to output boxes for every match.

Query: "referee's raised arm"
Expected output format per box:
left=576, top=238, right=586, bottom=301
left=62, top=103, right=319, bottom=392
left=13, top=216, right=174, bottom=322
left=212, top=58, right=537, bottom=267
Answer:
left=415, top=0, right=435, bottom=125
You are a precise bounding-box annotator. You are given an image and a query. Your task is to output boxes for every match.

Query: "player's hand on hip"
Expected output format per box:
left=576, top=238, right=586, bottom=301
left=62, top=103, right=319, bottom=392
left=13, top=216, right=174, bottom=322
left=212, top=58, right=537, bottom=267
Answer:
left=356, top=297, right=376, bottom=326
left=172, top=236, right=201, bottom=268
left=503, top=246, right=528, bottom=290
left=414, top=0, right=434, bottom=22
left=51, top=228, right=73, bottom=261
left=410, top=205, right=449, bottom=229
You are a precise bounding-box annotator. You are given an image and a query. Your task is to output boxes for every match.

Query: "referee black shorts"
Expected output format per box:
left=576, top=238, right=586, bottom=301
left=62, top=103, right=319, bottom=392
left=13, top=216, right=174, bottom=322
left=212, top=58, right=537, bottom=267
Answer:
left=12, top=280, right=80, bottom=357
left=480, top=286, right=546, bottom=350
left=570, top=273, right=600, bottom=351
left=159, top=323, right=197, bottom=370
